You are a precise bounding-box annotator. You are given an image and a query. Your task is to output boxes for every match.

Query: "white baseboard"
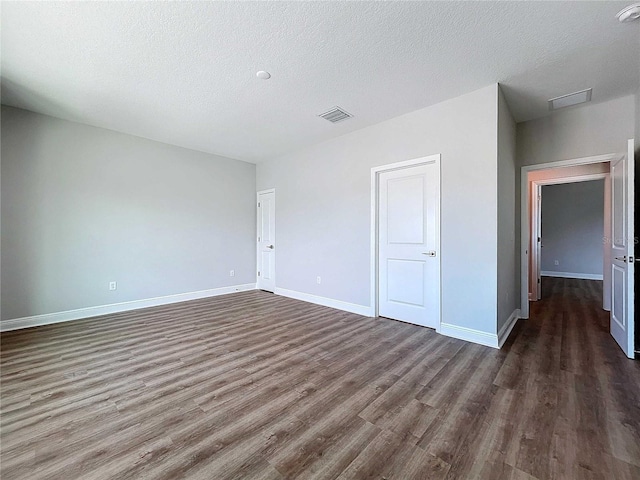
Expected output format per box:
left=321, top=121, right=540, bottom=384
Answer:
left=439, top=309, right=520, bottom=350
left=0, top=283, right=257, bottom=332
left=274, top=288, right=372, bottom=317
left=438, top=323, right=499, bottom=349
left=541, top=271, right=603, bottom=280
left=498, top=309, right=520, bottom=348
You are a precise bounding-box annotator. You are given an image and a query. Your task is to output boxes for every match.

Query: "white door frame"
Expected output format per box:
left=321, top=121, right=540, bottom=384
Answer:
left=531, top=182, right=542, bottom=301
left=257, top=188, right=276, bottom=289
left=530, top=172, right=610, bottom=308
left=520, top=153, right=620, bottom=319
left=370, top=154, right=441, bottom=330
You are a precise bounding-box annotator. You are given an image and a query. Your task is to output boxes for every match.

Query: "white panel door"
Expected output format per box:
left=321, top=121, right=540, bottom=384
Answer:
left=610, top=139, right=634, bottom=358
left=257, top=190, right=276, bottom=292
left=378, top=163, right=439, bottom=328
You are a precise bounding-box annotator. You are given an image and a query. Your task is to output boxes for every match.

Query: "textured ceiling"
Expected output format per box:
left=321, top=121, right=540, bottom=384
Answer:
left=1, top=1, right=638, bottom=163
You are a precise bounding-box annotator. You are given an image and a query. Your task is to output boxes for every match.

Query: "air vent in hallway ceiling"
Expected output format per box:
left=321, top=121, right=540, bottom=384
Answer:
left=318, top=107, right=353, bottom=123
left=548, top=88, right=592, bottom=110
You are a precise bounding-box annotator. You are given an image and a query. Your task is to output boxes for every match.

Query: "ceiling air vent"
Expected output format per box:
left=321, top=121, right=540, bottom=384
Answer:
left=548, top=88, right=592, bottom=111
left=318, top=106, right=353, bottom=123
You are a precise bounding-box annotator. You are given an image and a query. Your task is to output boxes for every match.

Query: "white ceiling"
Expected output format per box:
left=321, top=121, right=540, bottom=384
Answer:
left=2, top=1, right=638, bottom=163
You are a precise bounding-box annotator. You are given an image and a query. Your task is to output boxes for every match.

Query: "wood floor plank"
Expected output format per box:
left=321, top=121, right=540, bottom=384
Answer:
left=382, top=443, right=451, bottom=480
left=2, top=278, right=639, bottom=479
left=335, top=429, right=407, bottom=480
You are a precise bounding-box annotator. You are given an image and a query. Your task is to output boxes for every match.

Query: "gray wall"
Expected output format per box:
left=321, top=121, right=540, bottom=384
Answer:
left=517, top=95, right=635, bottom=166
left=257, top=84, right=500, bottom=335
left=497, top=86, right=518, bottom=331
left=1, top=106, right=256, bottom=320
left=541, top=180, right=604, bottom=277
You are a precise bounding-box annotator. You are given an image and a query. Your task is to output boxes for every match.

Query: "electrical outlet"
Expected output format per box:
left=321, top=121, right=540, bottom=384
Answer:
left=317, top=276, right=321, bottom=284
left=554, top=260, right=559, bottom=266
left=109, top=281, right=117, bottom=291
left=229, top=270, right=235, bottom=277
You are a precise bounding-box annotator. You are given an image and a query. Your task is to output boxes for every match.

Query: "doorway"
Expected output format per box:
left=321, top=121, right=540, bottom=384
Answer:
left=370, top=155, right=441, bottom=329
left=520, top=143, right=635, bottom=358
left=529, top=172, right=609, bottom=309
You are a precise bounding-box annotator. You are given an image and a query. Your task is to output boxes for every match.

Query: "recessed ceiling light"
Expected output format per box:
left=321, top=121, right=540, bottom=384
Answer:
left=256, top=71, right=271, bottom=80
left=616, top=3, right=640, bottom=22
left=548, top=88, right=592, bottom=111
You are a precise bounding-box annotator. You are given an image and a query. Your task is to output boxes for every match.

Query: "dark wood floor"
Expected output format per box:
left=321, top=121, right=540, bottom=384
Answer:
left=1, top=278, right=639, bottom=479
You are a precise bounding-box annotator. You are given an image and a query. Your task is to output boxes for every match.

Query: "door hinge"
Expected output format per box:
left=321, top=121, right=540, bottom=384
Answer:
left=258, top=202, right=261, bottom=207
left=538, top=278, right=541, bottom=283
left=258, top=236, right=261, bottom=242
left=537, top=237, right=541, bottom=242
left=258, top=271, right=261, bottom=277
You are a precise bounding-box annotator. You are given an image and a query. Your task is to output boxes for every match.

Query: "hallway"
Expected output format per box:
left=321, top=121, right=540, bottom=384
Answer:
left=509, top=277, right=640, bottom=477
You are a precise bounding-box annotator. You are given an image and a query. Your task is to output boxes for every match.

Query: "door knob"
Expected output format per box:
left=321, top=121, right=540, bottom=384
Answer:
left=422, top=251, right=436, bottom=257
left=267, top=245, right=274, bottom=249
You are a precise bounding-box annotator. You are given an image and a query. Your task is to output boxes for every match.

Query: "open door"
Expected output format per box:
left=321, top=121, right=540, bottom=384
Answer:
left=610, top=139, right=635, bottom=358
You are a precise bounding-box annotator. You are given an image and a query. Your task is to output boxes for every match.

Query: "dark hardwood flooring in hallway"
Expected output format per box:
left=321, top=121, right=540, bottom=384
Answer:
left=1, top=278, right=639, bottom=479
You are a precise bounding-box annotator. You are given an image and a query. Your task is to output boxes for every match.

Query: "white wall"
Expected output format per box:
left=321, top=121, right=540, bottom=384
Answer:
left=257, top=85, right=500, bottom=335
left=497, top=86, right=518, bottom=331
left=1, top=106, right=256, bottom=321
left=541, top=180, right=604, bottom=278
left=517, top=95, right=635, bottom=166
